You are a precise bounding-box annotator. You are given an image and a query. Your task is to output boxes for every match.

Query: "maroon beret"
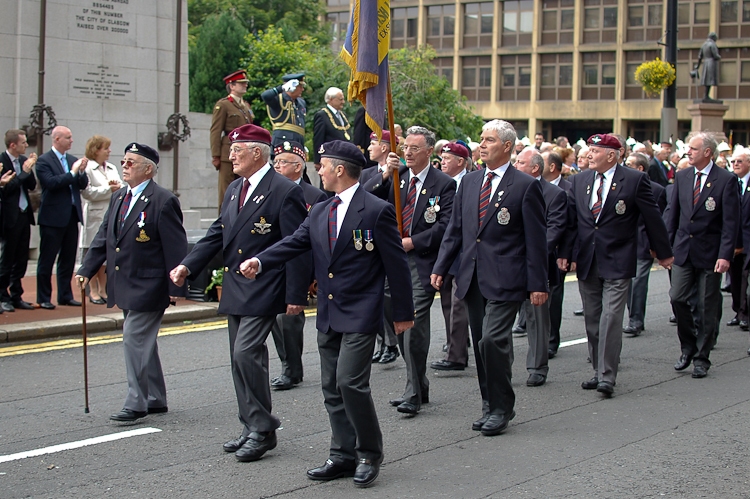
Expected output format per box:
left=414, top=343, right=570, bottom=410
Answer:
left=229, top=124, right=271, bottom=145
left=441, top=142, right=470, bottom=159
left=370, top=130, right=394, bottom=143
left=273, top=140, right=307, bottom=161
left=587, top=134, right=621, bottom=150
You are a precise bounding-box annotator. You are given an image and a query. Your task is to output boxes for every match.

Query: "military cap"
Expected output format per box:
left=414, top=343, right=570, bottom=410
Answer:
left=124, top=142, right=159, bottom=165
left=274, top=140, right=307, bottom=161
left=229, top=124, right=272, bottom=145
left=282, top=73, right=306, bottom=82
left=370, top=130, right=394, bottom=143
left=223, top=70, right=249, bottom=84
left=587, top=134, right=621, bottom=150
left=318, top=140, right=367, bottom=168
left=441, top=142, right=470, bottom=159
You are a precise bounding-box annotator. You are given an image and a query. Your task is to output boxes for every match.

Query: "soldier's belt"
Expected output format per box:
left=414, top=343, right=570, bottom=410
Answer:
left=272, top=123, right=305, bottom=135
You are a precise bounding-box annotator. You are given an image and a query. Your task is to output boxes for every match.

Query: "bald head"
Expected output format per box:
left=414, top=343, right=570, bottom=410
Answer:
left=51, top=126, right=73, bottom=153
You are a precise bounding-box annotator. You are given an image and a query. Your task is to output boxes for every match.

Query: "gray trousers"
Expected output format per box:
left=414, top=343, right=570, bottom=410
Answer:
left=669, top=263, right=722, bottom=369
left=122, top=309, right=167, bottom=412
left=464, top=273, right=518, bottom=417
left=318, top=328, right=382, bottom=465
left=227, top=314, right=280, bottom=435
left=377, top=279, right=399, bottom=351
left=439, top=272, right=470, bottom=365
left=270, top=311, right=305, bottom=380
left=578, top=269, right=630, bottom=385
left=626, top=258, right=654, bottom=329
left=385, top=255, right=435, bottom=407
left=523, top=299, right=550, bottom=375
left=548, top=276, right=566, bottom=353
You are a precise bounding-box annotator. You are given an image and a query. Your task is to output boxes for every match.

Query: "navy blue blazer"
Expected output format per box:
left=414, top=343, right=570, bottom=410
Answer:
left=299, top=179, right=328, bottom=209
left=35, top=149, right=88, bottom=227
left=181, top=168, right=310, bottom=316
left=78, top=181, right=187, bottom=312
left=364, top=165, right=456, bottom=292
left=433, top=165, right=548, bottom=302
left=664, top=162, right=740, bottom=269
left=636, top=180, right=667, bottom=260
left=256, top=186, right=414, bottom=334
left=540, top=178, right=568, bottom=286
left=738, top=181, right=750, bottom=268
left=0, top=151, right=36, bottom=235
left=562, top=166, right=672, bottom=281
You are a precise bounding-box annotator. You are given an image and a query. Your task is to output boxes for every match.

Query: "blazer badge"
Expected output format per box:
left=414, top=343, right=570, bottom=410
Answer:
left=254, top=217, right=272, bottom=234
left=497, top=207, right=511, bottom=225
left=705, top=197, right=716, bottom=211
left=615, top=200, right=626, bottom=215
left=136, top=229, right=151, bottom=242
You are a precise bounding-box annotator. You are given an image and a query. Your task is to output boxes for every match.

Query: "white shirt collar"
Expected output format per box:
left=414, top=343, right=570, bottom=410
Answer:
left=336, top=182, right=360, bottom=204
left=327, top=104, right=341, bottom=114
left=246, top=163, right=272, bottom=187
left=409, top=165, right=430, bottom=184
left=127, top=179, right=151, bottom=197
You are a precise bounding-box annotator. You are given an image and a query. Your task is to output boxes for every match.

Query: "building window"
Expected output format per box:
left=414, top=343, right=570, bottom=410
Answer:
left=462, top=56, right=492, bottom=101
left=499, top=54, right=531, bottom=101
left=391, top=7, right=418, bottom=48
left=427, top=4, right=456, bottom=50
left=501, top=1, right=533, bottom=47
left=718, top=1, right=750, bottom=39
left=463, top=3, right=493, bottom=48
left=433, top=57, right=454, bottom=84
left=583, top=0, right=619, bottom=44
left=677, top=1, right=710, bottom=40
left=581, top=52, right=616, bottom=99
left=624, top=50, right=661, bottom=99
left=626, top=0, right=663, bottom=42
left=676, top=48, right=701, bottom=99
left=326, top=0, right=349, bottom=6
left=717, top=47, right=750, bottom=99
left=327, top=12, right=349, bottom=54
left=541, top=0, right=575, bottom=45
left=539, top=53, right=573, bottom=100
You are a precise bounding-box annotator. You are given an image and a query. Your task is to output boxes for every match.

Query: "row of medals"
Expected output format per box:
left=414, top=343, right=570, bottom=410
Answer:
left=353, top=230, right=375, bottom=251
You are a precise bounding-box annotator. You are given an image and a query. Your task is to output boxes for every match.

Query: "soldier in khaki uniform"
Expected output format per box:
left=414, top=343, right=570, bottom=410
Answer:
left=210, top=70, right=255, bottom=208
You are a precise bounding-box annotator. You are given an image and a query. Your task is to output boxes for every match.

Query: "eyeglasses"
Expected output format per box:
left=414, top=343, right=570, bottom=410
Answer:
left=229, top=146, right=247, bottom=155
left=273, top=159, right=302, bottom=167
left=120, top=159, right=143, bottom=168
left=402, top=146, right=424, bottom=153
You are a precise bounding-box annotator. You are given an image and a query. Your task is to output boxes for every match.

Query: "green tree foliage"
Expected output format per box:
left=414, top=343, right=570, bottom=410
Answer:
left=188, top=11, right=248, bottom=113
left=389, top=46, right=485, bottom=142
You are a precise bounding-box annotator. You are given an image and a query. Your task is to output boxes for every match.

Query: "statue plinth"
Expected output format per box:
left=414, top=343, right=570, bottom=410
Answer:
left=686, top=102, right=729, bottom=142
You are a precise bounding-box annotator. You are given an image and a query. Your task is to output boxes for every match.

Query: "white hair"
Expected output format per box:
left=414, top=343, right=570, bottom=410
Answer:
left=324, top=87, right=344, bottom=103
left=482, top=120, right=517, bottom=144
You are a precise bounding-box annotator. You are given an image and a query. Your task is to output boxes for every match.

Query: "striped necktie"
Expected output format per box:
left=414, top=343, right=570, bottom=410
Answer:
left=478, top=171, right=495, bottom=227
left=119, top=191, right=132, bottom=235
left=693, top=172, right=702, bottom=206
left=401, top=177, right=418, bottom=237
left=591, top=173, right=604, bottom=219
left=328, top=196, right=342, bottom=253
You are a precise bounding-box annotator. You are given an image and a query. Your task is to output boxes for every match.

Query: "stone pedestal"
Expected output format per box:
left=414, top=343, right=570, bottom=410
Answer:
left=686, top=102, right=730, bottom=142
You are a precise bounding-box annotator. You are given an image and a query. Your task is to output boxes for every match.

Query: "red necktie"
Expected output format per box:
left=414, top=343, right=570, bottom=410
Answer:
left=591, top=173, right=604, bottom=219
left=239, top=179, right=250, bottom=212
left=693, top=172, right=702, bottom=206
left=478, top=171, right=495, bottom=227
left=328, top=196, right=342, bottom=252
left=401, top=177, right=418, bottom=237
left=118, top=191, right=132, bottom=235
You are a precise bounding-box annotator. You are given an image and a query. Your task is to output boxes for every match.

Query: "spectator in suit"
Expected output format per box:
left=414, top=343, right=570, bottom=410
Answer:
left=77, top=142, right=187, bottom=421
left=313, top=88, right=351, bottom=170
left=35, top=126, right=89, bottom=309
left=726, top=148, right=750, bottom=331
left=0, top=129, right=37, bottom=312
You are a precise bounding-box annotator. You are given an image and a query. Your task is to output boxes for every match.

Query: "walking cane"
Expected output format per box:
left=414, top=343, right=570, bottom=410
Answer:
left=79, top=276, right=90, bottom=413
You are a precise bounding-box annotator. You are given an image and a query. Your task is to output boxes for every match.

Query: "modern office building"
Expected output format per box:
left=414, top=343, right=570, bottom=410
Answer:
left=326, top=0, right=750, bottom=144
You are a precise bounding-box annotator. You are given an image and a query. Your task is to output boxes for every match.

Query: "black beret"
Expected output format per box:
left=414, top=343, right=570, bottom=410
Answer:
left=318, top=140, right=366, bottom=168
left=124, top=142, right=159, bottom=165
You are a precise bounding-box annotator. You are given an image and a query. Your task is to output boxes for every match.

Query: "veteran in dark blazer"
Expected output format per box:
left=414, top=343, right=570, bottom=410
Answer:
left=559, top=134, right=673, bottom=397
left=35, top=126, right=89, bottom=309
left=726, top=148, right=750, bottom=330
left=171, top=124, right=309, bottom=463
left=242, top=140, right=414, bottom=487
left=664, top=132, right=740, bottom=378
left=364, top=125, right=455, bottom=416
left=432, top=120, right=548, bottom=437
left=77, top=143, right=187, bottom=422
left=0, top=129, right=37, bottom=311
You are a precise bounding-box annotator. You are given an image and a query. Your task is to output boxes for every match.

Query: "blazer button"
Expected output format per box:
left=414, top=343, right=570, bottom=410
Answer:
left=224, top=266, right=229, bottom=272
left=236, top=270, right=241, bottom=274
left=115, top=266, right=119, bottom=271
left=238, top=249, right=243, bottom=254
left=221, top=224, right=225, bottom=229
left=595, top=226, right=598, bottom=230
left=689, top=234, right=693, bottom=238
left=328, top=294, right=333, bottom=300
left=251, top=230, right=256, bottom=234
left=115, top=247, right=120, bottom=252
left=476, top=238, right=481, bottom=243
left=328, top=273, right=334, bottom=278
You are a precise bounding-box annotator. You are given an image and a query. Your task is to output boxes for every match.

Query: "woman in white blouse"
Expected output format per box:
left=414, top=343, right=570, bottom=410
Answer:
left=80, top=135, right=122, bottom=304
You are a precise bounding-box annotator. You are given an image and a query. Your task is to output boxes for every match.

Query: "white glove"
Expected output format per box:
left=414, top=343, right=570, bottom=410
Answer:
left=282, top=79, right=300, bottom=92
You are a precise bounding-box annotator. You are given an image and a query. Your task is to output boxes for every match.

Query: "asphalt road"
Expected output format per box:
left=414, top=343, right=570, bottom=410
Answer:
left=1, top=268, right=749, bottom=498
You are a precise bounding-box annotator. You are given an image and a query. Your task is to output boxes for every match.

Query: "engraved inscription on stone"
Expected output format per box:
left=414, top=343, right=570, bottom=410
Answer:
left=70, top=64, right=135, bottom=100
left=71, top=0, right=136, bottom=44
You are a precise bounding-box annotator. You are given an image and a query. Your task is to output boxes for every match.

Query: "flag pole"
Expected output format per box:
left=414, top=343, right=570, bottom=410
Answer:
left=386, top=73, right=402, bottom=234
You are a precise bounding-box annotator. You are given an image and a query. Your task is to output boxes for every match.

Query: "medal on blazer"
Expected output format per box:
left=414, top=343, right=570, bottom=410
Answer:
left=353, top=230, right=363, bottom=251
left=495, top=190, right=504, bottom=207
left=424, top=196, right=440, bottom=224
left=615, top=200, right=626, bottom=215
left=253, top=216, right=272, bottom=234
left=364, top=230, right=374, bottom=251
left=497, top=207, right=511, bottom=225
left=705, top=197, right=716, bottom=211
left=136, top=229, right=151, bottom=242
left=137, top=212, right=146, bottom=228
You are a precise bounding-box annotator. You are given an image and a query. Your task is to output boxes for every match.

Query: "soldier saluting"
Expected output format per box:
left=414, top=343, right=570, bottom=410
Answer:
left=261, top=73, right=307, bottom=148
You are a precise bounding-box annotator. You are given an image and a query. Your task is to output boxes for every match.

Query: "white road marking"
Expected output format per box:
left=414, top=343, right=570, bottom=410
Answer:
left=0, top=427, right=161, bottom=464
left=559, top=337, right=589, bottom=348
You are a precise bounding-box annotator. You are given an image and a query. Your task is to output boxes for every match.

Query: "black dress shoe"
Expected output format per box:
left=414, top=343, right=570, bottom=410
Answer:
left=147, top=406, right=168, bottom=414
left=109, top=409, right=147, bottom=422
left=235, top=431, right=277, bottom=462
left=623, top=325, right=643, bottom=336
left=574, top=308, right=584, bottom=316
left=472, top=414, right=489, bottom=431
left=526, top=373, right=546, bottom=387
left=581, top=377, right=599, bottom=390
left=90, top=297, right=107, bottom=305
left=669, top=314, right=677, bottom=324
left=389, top=397, right=404, bottom=407
left=548, top=349, right=557, bottom=359
left=353, top=457, right=381, bottom=487
left=40, top=302, right=56, bottom=310
left=59, top=299, right=82, bottom=306
left=372, top=345, right=384, bottom=363
left=12, top=300, right=34, bottom=310
left=596, top=381, right=614, bottom=396
left=1, top=302, right=15, bottom=312
left=271, top=374, right=301, bottom=390
left=379, top=347, right=399, bottom=364
left=307, top=459, right=356, bottom=481
left=481, top=411, right=516, bottom=436
left=741, top=321, right=749, bottom=331
left=223, top=435, right=249, bottom=452
left=512, top=326, right=526, bottom=337
left=430, top=359, right=465, bottom=371
left=674, top=354, right=693, bottom=371
left=727, top=316, right=740, bottom=326
left=396, top=401, right=418, bottom=415
left=691, top=365, right=708, bottom=378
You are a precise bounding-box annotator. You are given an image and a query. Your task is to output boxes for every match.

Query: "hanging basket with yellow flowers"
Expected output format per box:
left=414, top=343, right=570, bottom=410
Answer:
left=634, top=58, right=677, bottom=97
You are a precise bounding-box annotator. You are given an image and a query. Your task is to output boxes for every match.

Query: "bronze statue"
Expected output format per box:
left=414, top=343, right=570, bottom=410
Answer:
left=690, top=32, right=721, bottom=102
